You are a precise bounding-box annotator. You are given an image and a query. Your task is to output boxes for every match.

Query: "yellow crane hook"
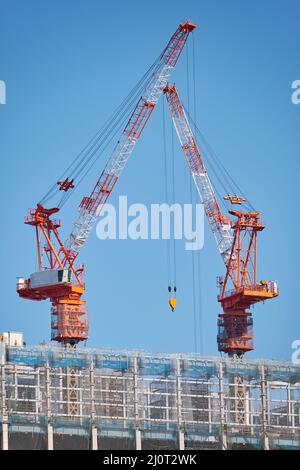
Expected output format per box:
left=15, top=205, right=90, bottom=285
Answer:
left=168, top=286, right=177, bottom=312
left=169, top=297, right=177, bottom=312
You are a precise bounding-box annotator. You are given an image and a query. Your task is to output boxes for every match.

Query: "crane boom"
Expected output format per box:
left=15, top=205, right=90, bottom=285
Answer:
left=67, top=21, right=196, bottom=257
left=164, top=84, right=234, bottom=264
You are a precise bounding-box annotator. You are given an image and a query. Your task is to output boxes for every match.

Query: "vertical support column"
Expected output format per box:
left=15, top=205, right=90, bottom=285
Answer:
left=91, top=426, right=98, bottom=451
left=1, top=364, right=8, bottom=450
left=165, top=381, right=170, bottom=424
left=46, top=363, right=54, bottom=451
left=90, top=362, right=98, bottom=450
left=218, top=361, right=227, bottom=450
left=260, top=364, right=269, bottom=450
left=36, top=368, right=40, bottom=415
left=266, top=380, right=270, bottom=427
left=13, top=365, right=17, bottom=401
left=208, top=393, right=212, bottom=434
left=133, top=356, right=141, bottom=450
left=175, top=358, right=185, bottom=450
left=287, top=383, right=294, bottom=428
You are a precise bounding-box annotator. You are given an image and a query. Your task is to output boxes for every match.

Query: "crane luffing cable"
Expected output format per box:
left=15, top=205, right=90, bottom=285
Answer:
left=57, top=103, right=135, bottom=209
left=183, top=106, right=255, bottom=212
left=40, top=53, right=163, bottom=208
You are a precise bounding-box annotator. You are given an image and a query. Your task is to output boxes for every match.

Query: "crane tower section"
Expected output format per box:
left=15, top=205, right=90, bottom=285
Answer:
left=17, top=205, right=88, bottom=344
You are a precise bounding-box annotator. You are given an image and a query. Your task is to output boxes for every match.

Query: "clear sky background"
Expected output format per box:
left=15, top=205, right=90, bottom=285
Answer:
left=0, top=0, right=299, bottom=360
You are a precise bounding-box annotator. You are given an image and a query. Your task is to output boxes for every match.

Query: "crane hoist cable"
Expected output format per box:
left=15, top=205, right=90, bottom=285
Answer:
left=171, top=123, right=177, bottom=289
left=162, top=98, right=177, bottom=313
left=186, top=38, right=199, bottom=353
left=169, top=110, right=177, bottom=312
left=192, top=32, right=203, bottom=355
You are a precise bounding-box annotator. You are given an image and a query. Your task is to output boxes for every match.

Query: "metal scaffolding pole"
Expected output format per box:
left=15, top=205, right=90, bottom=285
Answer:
left=46, top=363, right=53, bottom=450
left=1, top=364, right=8, bottom=450
left=287, top=383, right=295, bottom=428
left=175, top=358, right=185, bottom=450
left=90, top=362, right=98, bottom=450
left=133, top=356, right=141, bottom=450
left=260, top=364, right=269, bottom=450
left=218, top=361, right=227, bottom=450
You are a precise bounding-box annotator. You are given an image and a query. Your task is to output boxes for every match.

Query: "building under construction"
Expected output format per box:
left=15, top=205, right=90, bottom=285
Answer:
left=0, top=336, right=299, bottom=451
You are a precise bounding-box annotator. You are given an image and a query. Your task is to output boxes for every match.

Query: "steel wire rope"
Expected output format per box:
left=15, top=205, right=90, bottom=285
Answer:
left=162, top=98, right=172, bottom=289
left=58, top=55, right=169, bottom=210
left=69, top=57, right=163, bottom=180
left=42, top=63, right=161, bottom=206
left=192, top=32, right=203, bottom=356
left=58, top=111, right=132, bottom=208
left=171, top=123, right=177, bottom=289
left=40, top=53, right=163, bottom=205
left=45, top=60, right=162, bottom=209
left=186, top=40, right=198, bottom=354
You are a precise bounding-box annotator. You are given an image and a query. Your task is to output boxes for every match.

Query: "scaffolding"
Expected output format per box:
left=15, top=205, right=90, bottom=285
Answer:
left=0, top=343, right=299, bottom=450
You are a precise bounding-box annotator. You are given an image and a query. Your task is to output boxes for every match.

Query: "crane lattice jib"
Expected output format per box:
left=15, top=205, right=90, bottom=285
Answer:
left=67, top=21, right=196, bottom=255
left=164, top=84, right=234, bottom=264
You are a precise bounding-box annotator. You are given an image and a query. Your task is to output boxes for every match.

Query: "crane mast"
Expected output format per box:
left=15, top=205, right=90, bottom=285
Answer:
left=164, top=84, right=279, bottom=357
left=17, top=21, right=196, bottom=345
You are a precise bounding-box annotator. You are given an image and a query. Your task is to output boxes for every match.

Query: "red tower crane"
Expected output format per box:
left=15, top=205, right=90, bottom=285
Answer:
left=164, top=84, right=279, bottom=357
left=17, top=21, right=196, bottom=345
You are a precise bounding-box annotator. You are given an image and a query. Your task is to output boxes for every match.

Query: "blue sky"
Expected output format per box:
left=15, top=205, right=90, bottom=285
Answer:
left=0, top=0, right=299, bottom=360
